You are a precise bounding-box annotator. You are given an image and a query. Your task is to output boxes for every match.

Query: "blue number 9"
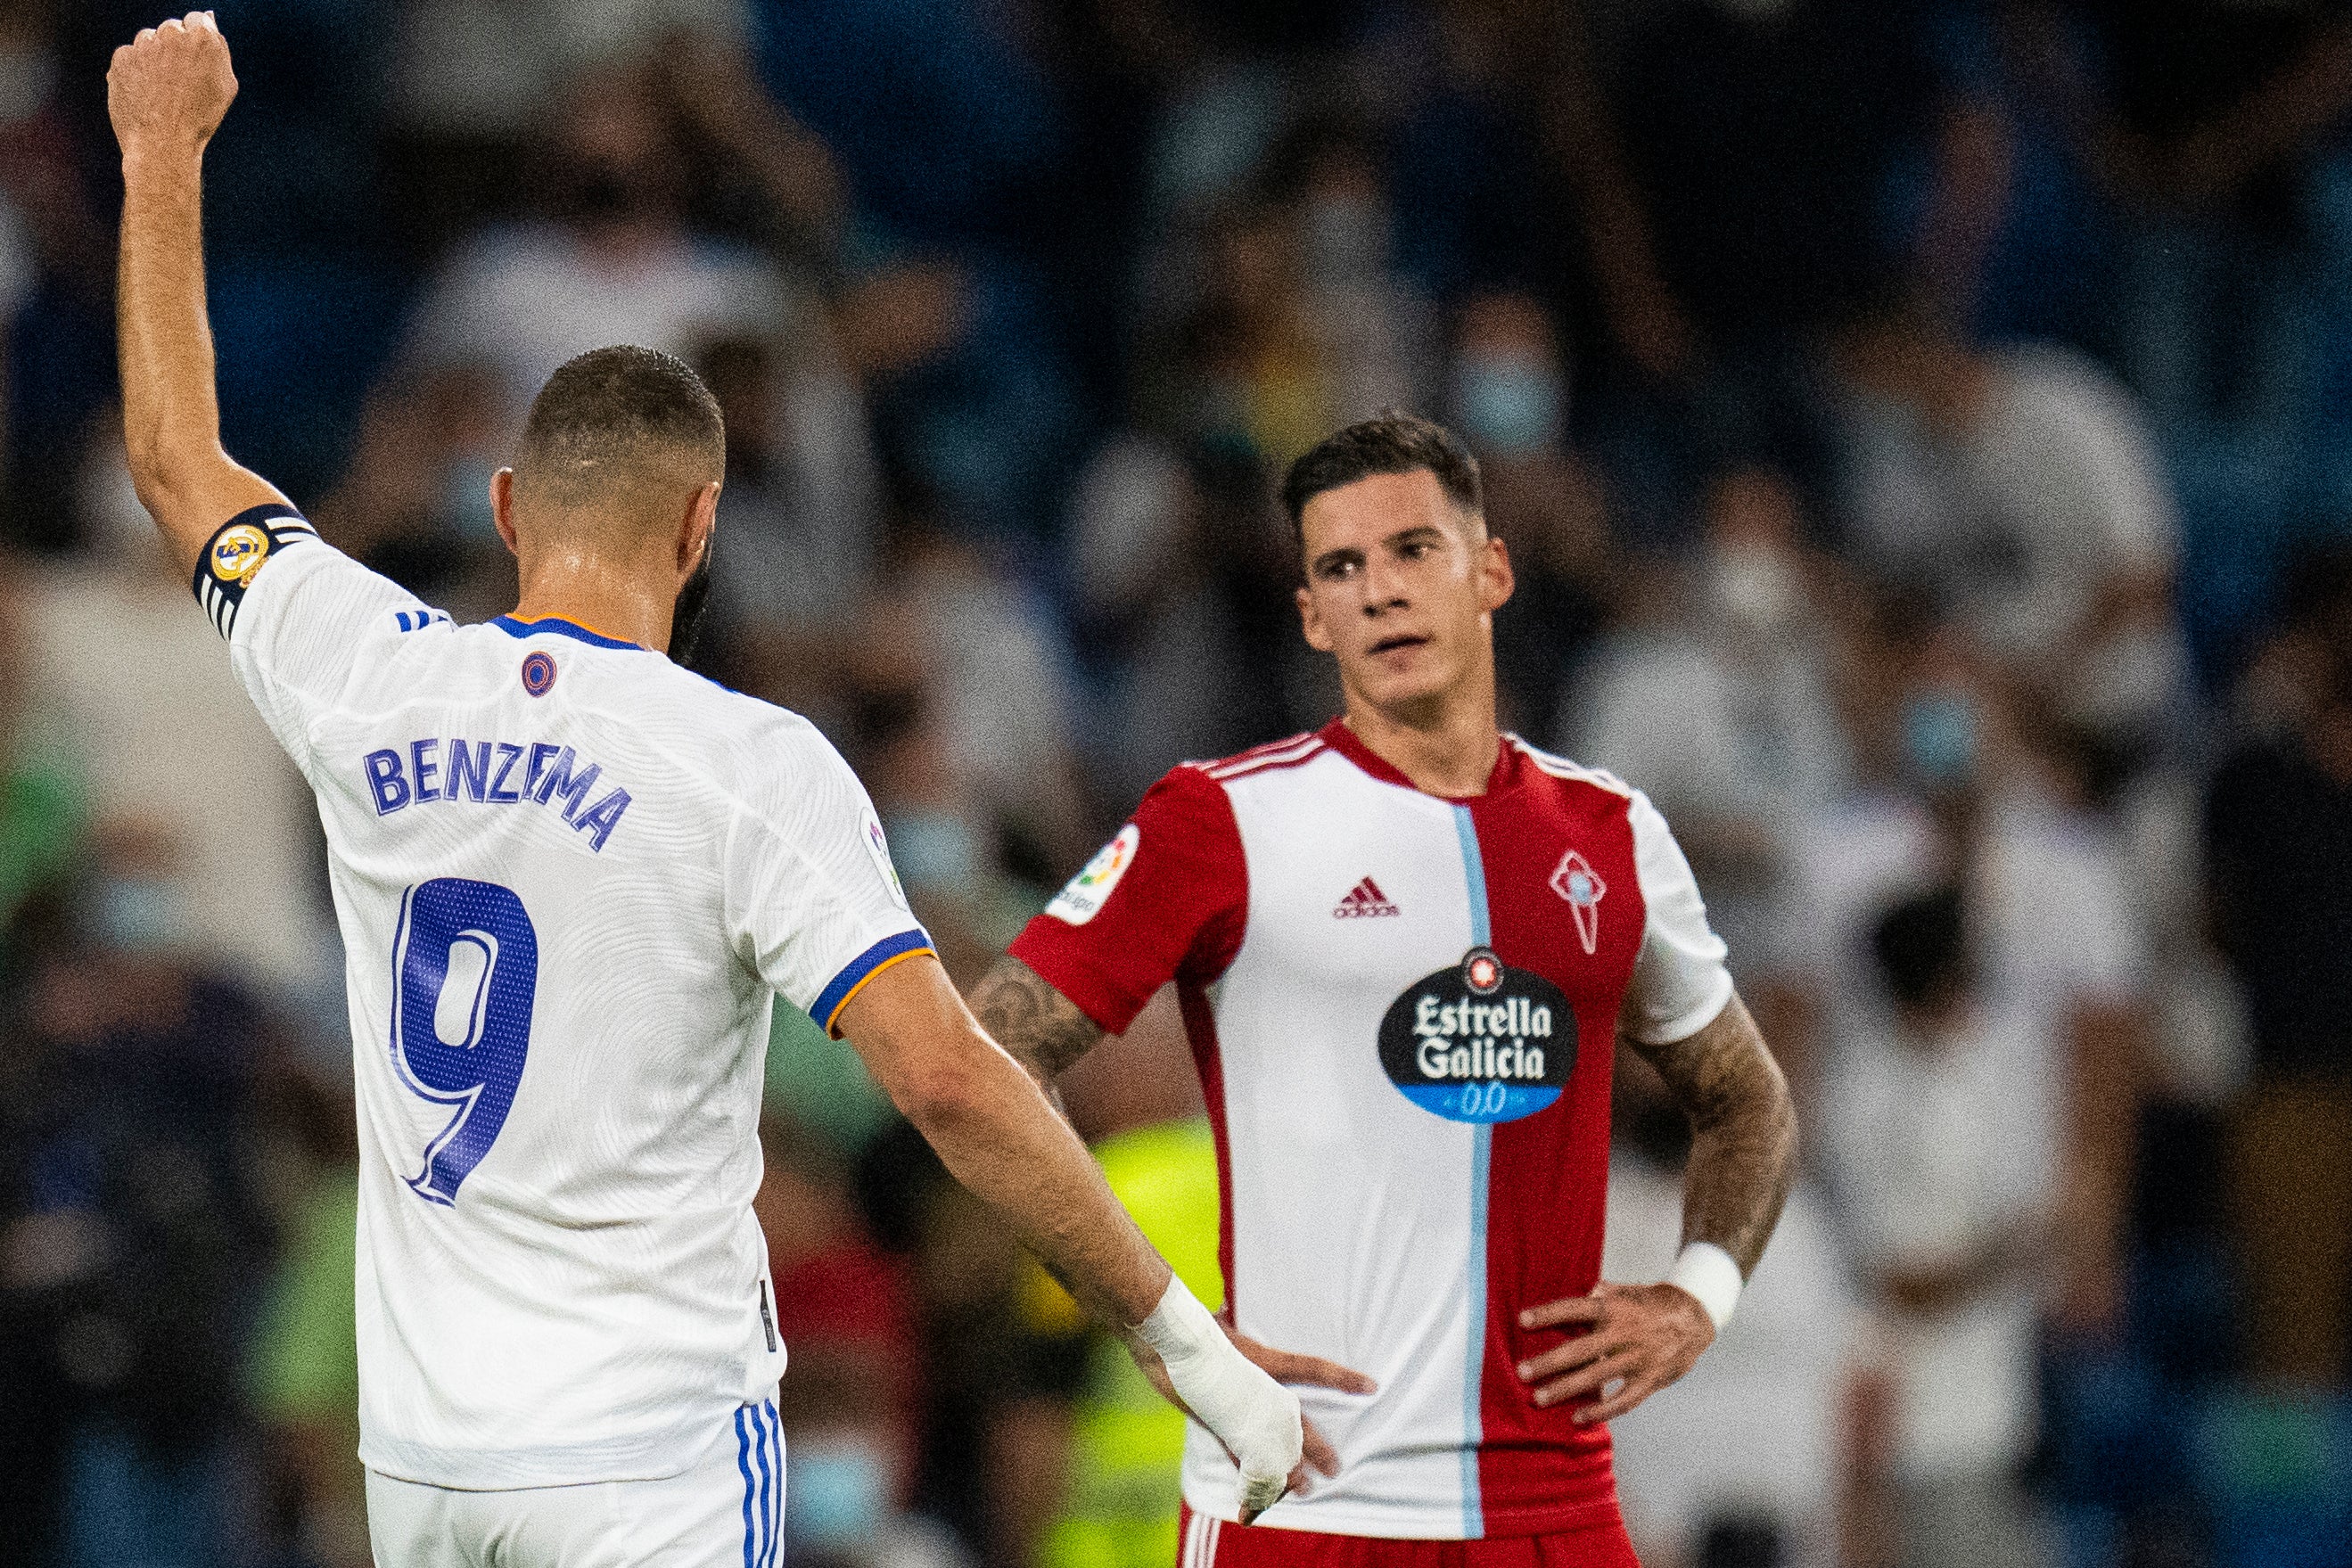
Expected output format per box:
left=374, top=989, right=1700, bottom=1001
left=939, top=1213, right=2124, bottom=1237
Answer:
left=390, top=877, right=539, bottom=1205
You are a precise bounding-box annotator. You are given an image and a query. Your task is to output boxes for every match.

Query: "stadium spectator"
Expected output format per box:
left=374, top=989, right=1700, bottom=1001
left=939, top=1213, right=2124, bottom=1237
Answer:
left=402, top=63, right=804, bottom=437
left=3, top=907, right=281, bottom=1568
left=1570, top=465, right=1851, bottom=971
left=1827, top=295, right=2188, bottom=755
left=389, top=0, right=838, bottom=260
left=246, top=1063, right=366, bottom=1568
left=692, top=332, right=883, bottom=688
left=1822, top=886, right=2059, bottom=1568
left=2204, top=554, right=2352, bottom=1386
left=2010, top=0, right=2352, bottom=430
left=1448, top=291, right=1613, bottom=736
left=1787, top=604, right=2150, bottom=1329
left=15, top=415, right=328, bottom=998
left=1604, top=1056, right=1864, bottom=1568
left=757, top=1120, right=959, bottom=1567
left=0, top=562, right=80, bottom=947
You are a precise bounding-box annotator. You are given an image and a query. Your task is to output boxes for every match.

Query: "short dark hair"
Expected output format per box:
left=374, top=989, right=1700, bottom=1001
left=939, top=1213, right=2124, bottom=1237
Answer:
left=516, top=345, right=726, bottom=503
left=1279, top=412, right=1482, bottom=541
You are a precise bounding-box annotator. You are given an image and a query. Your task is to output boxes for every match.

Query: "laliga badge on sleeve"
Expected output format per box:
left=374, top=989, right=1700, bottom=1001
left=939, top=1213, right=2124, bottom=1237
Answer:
left=1045, top=823, right=1139, bottom=926
left=861, top=810, right=910, bottom=911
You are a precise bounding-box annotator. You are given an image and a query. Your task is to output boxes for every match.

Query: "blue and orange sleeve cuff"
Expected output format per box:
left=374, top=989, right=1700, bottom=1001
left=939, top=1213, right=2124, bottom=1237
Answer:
left=813, top=929, right=936, bottom=1037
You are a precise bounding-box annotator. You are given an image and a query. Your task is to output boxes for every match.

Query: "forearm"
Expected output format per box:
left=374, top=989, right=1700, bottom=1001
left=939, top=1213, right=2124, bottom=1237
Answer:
left=1632, top=993, right=1797, bottom=1276
left=111, top=24, right=279, bottom=573
left=849, top=965, right=1158, bottom=1326
left=967, top=954, right=1107, bottom=1097
left=118, top=149, right=221, bottom=532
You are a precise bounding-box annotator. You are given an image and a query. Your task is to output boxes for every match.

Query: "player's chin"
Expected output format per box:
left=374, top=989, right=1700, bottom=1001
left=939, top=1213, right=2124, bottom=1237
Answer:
left=1345, top=644, right=1451, bottom=706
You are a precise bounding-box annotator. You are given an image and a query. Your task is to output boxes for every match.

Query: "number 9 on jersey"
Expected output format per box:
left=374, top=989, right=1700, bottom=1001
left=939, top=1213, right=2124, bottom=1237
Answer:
left=390, top=878, right=541, bottom=1205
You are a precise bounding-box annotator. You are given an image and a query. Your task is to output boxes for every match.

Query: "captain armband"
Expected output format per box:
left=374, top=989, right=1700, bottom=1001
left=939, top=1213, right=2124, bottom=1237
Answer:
left=192, top=505, right=317, bottom=640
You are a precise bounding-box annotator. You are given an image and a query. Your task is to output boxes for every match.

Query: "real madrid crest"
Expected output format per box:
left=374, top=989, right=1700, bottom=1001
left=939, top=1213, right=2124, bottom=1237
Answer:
left=209, top=522, right=272, bottom=587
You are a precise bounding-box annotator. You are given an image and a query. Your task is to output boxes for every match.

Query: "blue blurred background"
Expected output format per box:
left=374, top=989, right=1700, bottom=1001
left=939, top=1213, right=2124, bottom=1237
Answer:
left=5, top=2, right=2352, bottom=1566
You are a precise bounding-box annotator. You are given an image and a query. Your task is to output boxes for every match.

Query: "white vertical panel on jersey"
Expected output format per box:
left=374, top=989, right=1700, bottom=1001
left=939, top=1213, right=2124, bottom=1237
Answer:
left=1182, top=751, right=1486, bottom=1536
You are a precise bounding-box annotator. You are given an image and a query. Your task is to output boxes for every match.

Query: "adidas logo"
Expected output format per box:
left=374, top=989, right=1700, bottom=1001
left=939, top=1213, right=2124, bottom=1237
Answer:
left=1334, top=877, right=1401, bottom=918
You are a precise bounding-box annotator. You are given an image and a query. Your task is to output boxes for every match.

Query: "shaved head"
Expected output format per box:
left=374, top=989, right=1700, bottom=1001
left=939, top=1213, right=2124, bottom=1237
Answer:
left=514, top=346, right=726, bottom=539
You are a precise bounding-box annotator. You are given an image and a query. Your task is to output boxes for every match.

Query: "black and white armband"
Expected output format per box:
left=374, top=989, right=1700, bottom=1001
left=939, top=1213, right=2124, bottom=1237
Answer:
left=192, top=505, right=317, bottom=640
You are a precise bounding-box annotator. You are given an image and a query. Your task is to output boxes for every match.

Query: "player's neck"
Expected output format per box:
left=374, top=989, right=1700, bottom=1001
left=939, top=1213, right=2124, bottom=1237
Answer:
left=1341, top=684, right=1501, bottom=799
left=510, top=557, right=676, bottom=653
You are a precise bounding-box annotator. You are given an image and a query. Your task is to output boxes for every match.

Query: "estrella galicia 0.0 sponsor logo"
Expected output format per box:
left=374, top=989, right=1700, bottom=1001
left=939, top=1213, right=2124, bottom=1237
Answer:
left=1377, top=947, right=1575, bottom=1124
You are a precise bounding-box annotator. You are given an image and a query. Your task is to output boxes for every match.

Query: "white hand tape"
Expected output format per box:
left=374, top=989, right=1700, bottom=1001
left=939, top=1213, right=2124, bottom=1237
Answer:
left=1134, top=1274, right=1303, bottom=1515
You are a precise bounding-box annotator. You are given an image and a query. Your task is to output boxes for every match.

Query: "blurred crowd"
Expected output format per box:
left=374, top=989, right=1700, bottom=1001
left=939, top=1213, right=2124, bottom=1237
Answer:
left=6, top=1, right=2352, bottom=1566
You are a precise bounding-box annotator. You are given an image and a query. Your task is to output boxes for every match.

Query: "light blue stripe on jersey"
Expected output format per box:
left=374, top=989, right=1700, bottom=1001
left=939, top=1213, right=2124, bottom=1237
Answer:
left=1451, top=803, right=1491, bottom=1539
left=764, top=1400, right=783, bottom=1568
left=813, top=928, right=936, bottom=1034
left=490, top=613, right=645, bottom=651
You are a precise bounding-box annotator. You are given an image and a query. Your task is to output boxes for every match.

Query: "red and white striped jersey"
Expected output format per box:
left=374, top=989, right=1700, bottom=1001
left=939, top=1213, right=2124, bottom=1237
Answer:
left=1010, top=720, right=1732, bottom=1541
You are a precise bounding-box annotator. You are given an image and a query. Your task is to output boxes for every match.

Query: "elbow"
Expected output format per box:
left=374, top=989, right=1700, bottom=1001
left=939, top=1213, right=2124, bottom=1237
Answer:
left=884, top=1047, right=995, bottom=1140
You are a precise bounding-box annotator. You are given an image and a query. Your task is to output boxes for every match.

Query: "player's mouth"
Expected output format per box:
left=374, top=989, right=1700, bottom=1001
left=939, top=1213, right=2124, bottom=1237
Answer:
left=1369, top=633, right=1431, bottom=656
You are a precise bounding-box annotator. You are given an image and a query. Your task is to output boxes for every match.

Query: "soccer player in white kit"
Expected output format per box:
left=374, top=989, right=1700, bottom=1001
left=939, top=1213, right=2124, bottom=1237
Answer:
left=971, top=415, right=1802, bottom=1564
left=105, top=17, right=1303, bottom=1564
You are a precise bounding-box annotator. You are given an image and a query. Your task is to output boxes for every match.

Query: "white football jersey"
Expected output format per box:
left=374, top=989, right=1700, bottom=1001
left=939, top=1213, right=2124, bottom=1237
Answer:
left=199, top=505, right=930, bottom=1490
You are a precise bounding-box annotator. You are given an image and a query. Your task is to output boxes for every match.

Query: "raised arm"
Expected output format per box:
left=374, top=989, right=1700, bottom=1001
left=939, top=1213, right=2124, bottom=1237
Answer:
left=835, top=950, right=1302, bottom=1521
left=107, top=12, right=285, bottom=575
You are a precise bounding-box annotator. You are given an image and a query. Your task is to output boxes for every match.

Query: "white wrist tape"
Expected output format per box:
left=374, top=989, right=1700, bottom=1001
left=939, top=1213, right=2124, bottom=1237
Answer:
left=1665, top=1242, right=1744, bottom=1332
left=1135, top=1275, right=1302, bottom=1515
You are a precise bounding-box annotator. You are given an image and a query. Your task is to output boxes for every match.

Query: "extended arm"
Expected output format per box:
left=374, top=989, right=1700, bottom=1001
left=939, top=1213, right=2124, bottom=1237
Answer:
left=1517, top=991, right=1795, bottom=1424
left=836, top=952, right=1302, bottom=1518
left=108, top=13, right=284, bottom=576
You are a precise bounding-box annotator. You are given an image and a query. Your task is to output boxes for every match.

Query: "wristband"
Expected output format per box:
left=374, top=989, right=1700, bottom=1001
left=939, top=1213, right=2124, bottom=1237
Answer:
left=1665, top=1242, right=1743, bottom=1332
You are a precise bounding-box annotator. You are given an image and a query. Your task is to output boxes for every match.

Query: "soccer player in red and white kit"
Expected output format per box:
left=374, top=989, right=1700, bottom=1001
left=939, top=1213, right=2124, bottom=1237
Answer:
left=971, top=415, right=1798, bottom=1564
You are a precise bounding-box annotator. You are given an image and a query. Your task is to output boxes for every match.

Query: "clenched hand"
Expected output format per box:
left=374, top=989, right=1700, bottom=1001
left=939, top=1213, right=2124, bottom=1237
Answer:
left=108, top=11, right=237, bottom=168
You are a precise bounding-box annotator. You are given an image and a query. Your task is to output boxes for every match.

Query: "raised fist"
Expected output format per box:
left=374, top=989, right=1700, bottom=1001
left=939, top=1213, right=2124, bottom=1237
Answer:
left=108, top=12, right=236, bottom=164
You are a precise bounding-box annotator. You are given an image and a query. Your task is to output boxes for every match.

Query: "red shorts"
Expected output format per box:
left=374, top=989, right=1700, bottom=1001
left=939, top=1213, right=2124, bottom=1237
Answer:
left=1176, top=1506, right=1641, bottom=1567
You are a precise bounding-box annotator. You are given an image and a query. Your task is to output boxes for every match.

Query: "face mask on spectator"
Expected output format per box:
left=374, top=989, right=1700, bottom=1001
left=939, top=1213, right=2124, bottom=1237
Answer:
left=95, top=875, right=183, bottom=954
left=1453, top=357, right=1562, bottom=458
left=884, top=810, right=982, bottom=898
left=786, top=1437, right=889, bottom=1547
left=1902, top=687, right=1978, bottom=788
left=1708, top=540, right=1803, bottom=634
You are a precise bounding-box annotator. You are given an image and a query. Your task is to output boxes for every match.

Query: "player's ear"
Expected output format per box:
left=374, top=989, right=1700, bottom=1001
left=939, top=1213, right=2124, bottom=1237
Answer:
left=1477, top=527, right=1515, bottom=616
left=490, top=468, right=520, bottom=558
left=681, top=479, right=720, bottom=575
left=1297, top=582, right=1335, bottom=653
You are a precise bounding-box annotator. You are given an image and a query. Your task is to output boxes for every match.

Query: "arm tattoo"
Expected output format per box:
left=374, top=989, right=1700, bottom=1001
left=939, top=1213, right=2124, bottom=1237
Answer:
left=1625, top=992, right=1797, bottom=1277
left=969, top=955, right=1107, bottom=1093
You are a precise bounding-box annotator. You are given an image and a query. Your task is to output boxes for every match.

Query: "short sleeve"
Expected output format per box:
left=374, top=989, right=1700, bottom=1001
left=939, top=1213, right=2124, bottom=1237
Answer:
left=725, top=725, right=933, bottom=1037
left=1622, top=790, right=1736, bottom=1044
left=1007, top=764, right=1247, bottom=1035
left=207, top=505, right=443, bottom=776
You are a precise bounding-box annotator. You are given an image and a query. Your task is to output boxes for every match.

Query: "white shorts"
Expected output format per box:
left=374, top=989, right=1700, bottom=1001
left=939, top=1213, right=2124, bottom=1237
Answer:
left=366, top=1398, right=785, bottom=1568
